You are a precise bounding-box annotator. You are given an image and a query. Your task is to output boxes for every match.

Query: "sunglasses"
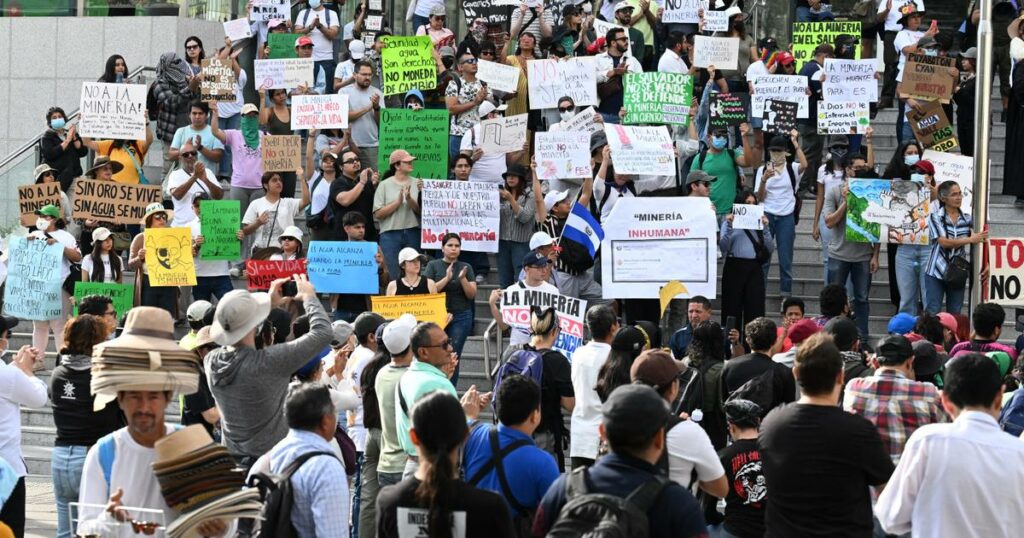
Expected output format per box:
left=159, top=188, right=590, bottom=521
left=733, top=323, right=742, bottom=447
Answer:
left=180, top=151, right=197, bottom=158
left=422, top=338, right=453, bottom=349
left=558, top=106, right=574, bottom=113
left=128, top=519, right=161, bottom=535
left=186, top=44, right=200, bottom=50
left=461, top=58, right=478, bottom=65
left=342, top=158, right=360, bottom=165
left=152, top=213, right=168, bottom=221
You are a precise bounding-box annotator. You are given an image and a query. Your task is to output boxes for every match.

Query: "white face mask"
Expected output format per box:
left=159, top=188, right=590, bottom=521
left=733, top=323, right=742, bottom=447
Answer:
left=770, top=151, right=787, bottom=165
left=560, top=111, right=574, bottom=122
left=35, top=217, right=51, bottom=230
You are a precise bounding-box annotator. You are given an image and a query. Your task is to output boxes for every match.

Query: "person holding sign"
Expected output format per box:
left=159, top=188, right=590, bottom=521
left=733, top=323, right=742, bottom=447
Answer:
left=595, top=27, right=644, bottom=124
left=690, top=122, right=759, bottom=216
left=209, top=101, right=265, bottom=265
left=924, top=181, right=987, bottom=315
left=489, top=252, right=560, bottom=348
left=154, top=53, right=201, bottom=176
left=80, top=114, right=154, bottom=185
left=415, top=5, right=455, bottom=50
left=303, top=132, right=340, bottom=242
left=188, top=193, right=234, bottom=303
left=755, top=133, right=807, bottom=302
left=293, top=0, right=340, bottom=94
left=26, top=204, right=81, bottom=354
left=459, top=101, right=528, bottom=183
left=81, top=227, right=124, bottom=283
left=374, top=150, right=422, bottom=281
left=893, top=10, right=936, bottom=142
left=721, top=190, right=774, bottom=332
left=496, top=165, right=538, bottom=288
left=422, top=233, right=478, bottom=382
left=77, top=156, right=130, bottom=254
left=166, top=138, right=225, bottom=227
left=239, top=170, right=310, bottom=257
left=40, top=106, right=87, bottom=192
left=128, top=204, right=177, bottom=315
left=32, top=164, right=74, bottom=228
left=385, top=248, right=438, bottom=296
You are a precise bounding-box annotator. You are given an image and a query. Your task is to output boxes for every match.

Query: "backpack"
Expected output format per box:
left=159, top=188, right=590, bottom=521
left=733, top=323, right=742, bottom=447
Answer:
left=999, top=389, right=1024, bottom=436
left=247, top=450, right=340, bottom=538
left=492, top=346, right=546, bottom=413
left=545, top=467, right=669, bottom=538
left=466, top=425, right=535, bottom=537
left=305, top=173, right=334, bottom=230
left=688, top=146, right=746, bottom=193
left=726, top=367, right=779, bottom=416
left=743, top=229, right=772, bottom=265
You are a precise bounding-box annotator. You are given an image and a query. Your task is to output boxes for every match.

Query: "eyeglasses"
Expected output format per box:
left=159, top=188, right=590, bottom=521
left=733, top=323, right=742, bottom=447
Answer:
left=481, top=50, right=495, bottom=56
left=342, top=158, right=360, bottom=165
left=558, top=106, right=574, bottom=113
left=152, top=213, right=168, bottom=221
left=461, top=58, right=478, bottom=64
left=180, top=151, right=197, bottom=158
left=422, top=339, right=453, bottom=349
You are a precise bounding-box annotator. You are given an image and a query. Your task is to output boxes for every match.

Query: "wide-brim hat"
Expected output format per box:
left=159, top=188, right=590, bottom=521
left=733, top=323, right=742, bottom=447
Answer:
left=897, top=8, right=925, bottom=25
left=154, top=424, right=215, bottom=464
left=85, top=156, right=124, bottom=178
left=211, top=289, right=272, bottom=346
left=502, top=164, right=529, bottom=180
left=1010, top=15, right=1024, bottom=39
left=97, top=306, right=187, bottom=354
left=142, top=202, right=174, bottom=226
left=33, top=163, right=56, bottom=183
left=278, top=225, right=304, bottom=244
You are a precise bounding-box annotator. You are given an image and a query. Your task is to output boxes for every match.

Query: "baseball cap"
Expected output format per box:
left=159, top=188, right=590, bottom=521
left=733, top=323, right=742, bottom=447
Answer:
left=91, top=227, right=112, bottom=243
left=613, top=1, right=634, bottom=12
left=522, top=251, right=550, bottom=268
left=937, top=312, right=959, bottom=335
left=268, top=18, right=287, bottom=29
left=34, top=204, right=61, bottom=219
left=429, top=4, right=445, bottom=16
left=911, top=340, right=942, bottom=378
left=824, top=317, right=860, bottom=351
left=544, top=190, right=569, bottom=210
left=887, top=313, right=917, bottom=335
left=0, top=315, right=19, bottom=334
left=353, top=312, right=386, bottom=340
left=723, top=399, right=763, bottom=427
left=828, top=135, right=850, bottom=148
left=877, top=334, right=914, bottom=365
left=241, top=103, right=259, bottom=115
left=439, top=46, right=456, bottom=58
left=629, top=350, right=682, bottom=387
left=960, top=47, right=978, bottom=59
left=529, top=231, right=555, bottom=250
left=787, top=318, right=821, bottom=345
left=388, top=149, right=416, bottom=166
left=295, top=36, right=314, bottom=48
left=382, top=313, right=417, bottom=354
left=590, top=131, right=608, bottom=153
left=917, top=35, right=939, bottom=49
left=776, top=51, right=795, bottom=65
left=186, top=300, right=213, bottom=323
left=331, top=320, right=354, bottom=348
left=478, top=100, right=507, bottom=118
left=601, top=384, right=670, bottom=443
left=987, top=351, right=1012, bottom=377
left=685, top=170, right=718, bottom=186
left=767, top=135, right=790, bottom=152
left=349, top=40, right=366, bottom=60
left=912, top=160, right=935, bottom=176
left=398, top=247, right=424, bottom=265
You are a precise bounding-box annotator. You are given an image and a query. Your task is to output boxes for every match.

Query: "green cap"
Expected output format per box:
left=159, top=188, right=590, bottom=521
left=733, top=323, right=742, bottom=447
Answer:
left=34, top=204, right=61, bottom=219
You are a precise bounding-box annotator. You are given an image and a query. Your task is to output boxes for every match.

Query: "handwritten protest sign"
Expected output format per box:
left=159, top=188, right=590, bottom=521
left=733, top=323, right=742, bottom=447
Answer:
left=479, top=114, right=528, bottom=154
left=988, top=238, right=1024, bottom=306
left=291, top=94, right=349, bottom=130
left=662, top=0, right=703, bottom=24
left=223, top=18, right=253, bottom=42
left=792, top=21, right=861, bottom=66
left=378, top=108, right=449, bottom=180
left=78, top=82, right=147, bottom=140
left=71, top=180, right=162, bottom=225
left=922, top=150, right=973, bottom=214
left=463, top=0, right=513, bottom=26
left=732, top=204, right=764, bottom=230
left=262, top=135, right=302, bottom=172
left=381, top=36, right=437, bottom=96
left=709, top=93, right=747, bottom=127
left=703, top=9, right=729, bottom=32
left=250, top=0, right=289, bottom=22
left=372, top=294, right=448, bottom=328
left=907, top=101, right=958, bottom=152
left=268, top=33, right=300, bottom=59
left=846, top=179, right=930, bottom=245
left=817, top=101, right=870, bottom=134
left=693, top=36, right=739, bottom=71
left=822, top=59, right=877, bottom=102
left=527, top=58, right=598, bottom=109
left=900, top=53, right=956, bottom=103
left=254, top=58, right=313, bottom=89
left=73, top=282, right=133, bottom=318
left=763, top=100, right=798, bottom=135
left=200, top=58, right=237, bottom=102
left=365, top=15, right=384, bottom=31
left=145, top=228, right=197, bottom=286
left=500, top=287, right=586, bottom=359
left=551, top=106, right=602, bottom=134
left=3, top=237, right=64, bottom=320
left=751, top=75, right=809, bottom=118
left=18, top=183, right=62, bottom=227
left=603, top=125, right=676, bottom=176
left=245, top=259, right=307, bottom=290
left=306, top=241, right=379, bottom=293
left=623, top=72, right=693, bottom=126
left=535, top=131, right=592, bottom=180
left=420, top=180, right=500, bottom=252
left=476, top=59, right=520, bottom=93
left=368, top=0, right=383, bottom=10
left=199, top=200, right=240, bottom=260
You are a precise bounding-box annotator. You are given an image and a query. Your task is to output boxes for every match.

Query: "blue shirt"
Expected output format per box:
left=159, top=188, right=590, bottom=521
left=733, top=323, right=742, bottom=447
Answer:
left=268, top=429, right=349, bottom=538
left=461, top=424, right=560, bottom=514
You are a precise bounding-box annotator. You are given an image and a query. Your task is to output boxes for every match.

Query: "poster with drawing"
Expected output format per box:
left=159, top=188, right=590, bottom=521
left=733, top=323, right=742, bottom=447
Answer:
left=845, top=179, right=930, bottom=245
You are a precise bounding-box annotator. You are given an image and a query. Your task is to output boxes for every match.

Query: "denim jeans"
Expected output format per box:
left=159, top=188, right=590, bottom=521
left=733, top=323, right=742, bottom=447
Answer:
left=314, top=59, right=337, bottom=94
left=446, top=309, right=474, bottom=386
left=925, top=274, right=966, bottom=315
left=52, top=445, right=88, bottom=538
left=819, top=215, right=832, bottom=283
left=765, top=212, right=795, bottom=296
left=377, top=471, right=403, bottom=487
left=379, top=227, right=421, bottom=282
left=412, top=14, right=430, bottom=33
left=828, top=258, right=872, bottom=339
left=449, top=134, right=463, bottom=162
left=795, top=6, right=835, bottom=22
left=600, top=111, right=621, bottom=124
left=358, top=429, right=381, bottom=538
left=350, top=451, right=364, bottom=538
left=218, top=113, right=240, bottom=178
left=193, top=275, right=234, bottom=303
left=497, top=239, right=531, bottom=288
left=897, top=100, right=915, bottom=145
left=459, top=250, right=490, bottom=278
left=895, top=244, right=931, bottom=315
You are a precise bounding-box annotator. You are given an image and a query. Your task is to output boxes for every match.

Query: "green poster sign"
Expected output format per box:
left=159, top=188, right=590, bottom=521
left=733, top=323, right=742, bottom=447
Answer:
left=623, top=72, right=694, bottom=127
left=268, top=33, right=301, bottom=59
left=380, top=35, right=437, bottom=96
left=378, top=108, right=449, bottom=180
left=791, top=21, right=861, bottom=67
left=73, top=282, right=134, bottom=319
left=200, top=200, right=242, bottom=260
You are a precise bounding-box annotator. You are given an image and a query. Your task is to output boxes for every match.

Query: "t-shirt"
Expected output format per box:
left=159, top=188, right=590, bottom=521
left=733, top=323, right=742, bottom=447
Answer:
left=342, top=85, right=384, bottom=147
left=50, top=361, right=124, bottom=447
left=329, top=174, right=378, bottom=241
left=422, top=259, right=476, bottom=312
left=893, top=29, right=926, bottom=83
left=296, top=7, right=339, bottom=61
left=721, top=353, right=797, bottom=409
left=376, top=477, right=514, bottom=538
left=372, top=177, right=420, bottom=233
left=816, top=164, right=845, bottom=203
left=459, top=125, right=506, bottom=183
left=531, top=347, right=573, bottom=439
left=719, top=438, right=766, bottom=538
left=666, top=419, right=726, bottom=488
left=375, top=364, right=409, bottom=474
left=171, top=124, right=224, bottom=172
left=95, top=140, right=150, bottom=184
left=308, top=172, right=333, bottom=215
left=824, top=184, right=876, bottom=262
left=181, top=369, right=217, bottom=437
left=166, top=167, right=219, bottom=227
left=222, top=130, right=264, bottom=189
left=189, top=219, right=231, bottom=277
left=758, top=404, right=894, bottom=538
left=81, top=253, right=117, bottom=282
left=658, top=49, right=689, bottom=74
left=691, top=148, right=744, bottom=215
left=754, top=163, right=799, bottom=216
left=446, top=77, right=488, bottom=136
left=345, top=345, right=375, bottom=451
left=243, top=196, right=303, bottom=251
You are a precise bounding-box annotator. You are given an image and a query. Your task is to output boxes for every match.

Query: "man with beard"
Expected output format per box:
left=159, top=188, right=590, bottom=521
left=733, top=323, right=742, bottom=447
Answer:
left=342, top=60, right=384, bottom=171
left=594, top=27, right=643, bottom=124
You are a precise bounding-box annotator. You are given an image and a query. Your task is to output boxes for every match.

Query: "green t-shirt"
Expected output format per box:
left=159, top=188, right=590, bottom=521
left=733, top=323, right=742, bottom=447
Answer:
left=690, top=148, right=743, bottom=215
left=375, top=364, right=409, bottom=473
left=396, top=360, right=457, bottom=457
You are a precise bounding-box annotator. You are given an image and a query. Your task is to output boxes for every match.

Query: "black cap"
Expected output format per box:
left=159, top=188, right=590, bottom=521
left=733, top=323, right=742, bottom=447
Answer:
left=611, top=326, right=646, bottom=352
left=0, top=315, right=19, bottom=334
left=767, top=135, right=790, bottom=152
left=912, top=340, right=942, bottom=377
left=724, top=399, right=763, bottom=426
left=758, top=37, right=778, bottom=51
left=601, top=384, right=670, bottom=441
left=590, top=131, right=608, bottom=153
left=502, top=164, right=529, bottom=180
left=877, top=334, right=914, bottom=365
left=523, top=251, right=550, bottom=268
left=829, top=135, right=850, bottom=148
left=824, top=317, right=860, bottom=351
left=353, top=312, right=386, bottom=340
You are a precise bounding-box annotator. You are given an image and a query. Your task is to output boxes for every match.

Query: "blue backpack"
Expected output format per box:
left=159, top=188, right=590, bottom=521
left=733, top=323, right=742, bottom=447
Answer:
left=999, top=389, right=1024, bottom=436
left=492, top=347, right=545, bottom=413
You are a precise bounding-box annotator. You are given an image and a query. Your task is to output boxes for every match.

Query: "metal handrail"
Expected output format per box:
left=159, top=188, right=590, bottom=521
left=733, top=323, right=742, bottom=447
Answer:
left=482, top=319, right=503, bottom=380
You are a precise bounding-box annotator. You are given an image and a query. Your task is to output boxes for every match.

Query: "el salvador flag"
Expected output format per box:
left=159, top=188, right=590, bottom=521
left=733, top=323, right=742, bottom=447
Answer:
left=562, top=202, right=604, bottom=258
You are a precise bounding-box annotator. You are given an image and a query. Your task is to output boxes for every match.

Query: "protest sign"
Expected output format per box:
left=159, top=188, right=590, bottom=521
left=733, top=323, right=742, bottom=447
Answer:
left=18, top=183, right=62, bottom=227
left=535, top=131, right=593, bottom=180
left=623, top=72, right=693, bottom=126
left=693, top=36, right=739, bottom=71
left=763, top=100, right=798, bottom=135
left=988, top=238, right=1024, bottom=306
left=245, top=259, right=307, bottom=291
left=907, top=101, right=958, bottom=152
left=365, top=15, right=383, bottom=31
left=223, top=18, right=253, bottom=41
left=527, top=58, right=598, bottom=110
left=479, top=114, right=528, bottom=154
left=603, top=125, right=676, bottom=176
left=368, top=0, right=383, bottom=10
left=500, top=287, right=586, bottom=359
left=732, top=204, right=764, bottom=230
left=306, top=241, right=379, bottom=294
left=378, top=108, right=449, bottom=179
left=267, top=33, right=300, bottom=59
left=73, top=282, right=133, bottom=317
left=463, top=0, right=513, bottom=26
left=845, top=179, right=930, bottom=244
left=261, top=135, right=302, bottom=172
left=600, top=197, right=718, bottom=299
left=816, top=101, right=870, bottom=134
left=199, top=200, right=241, bottom=260
left=254, top=58, right=313, bottom=89
left=78, top=82, right=147, bottom=140
left=900, top=53, right=956, bottom=103
left=792, top=21, right=861, bottom=66
left=290, top=94, right=349, bottom=130
left=371, top=294, right=449, bottom=328
left=703, top=9, right=729, bottom=32
left=822, top=59, right=878, bottom=102
left=551, top=106, right=602, bottom=134
left=200, top=58, right=237, bottom=102
left=662, top=0, right=702, bottom=24
left=250, top=0, right=289, bottom=22
left=751, top=75, right=810, bottom=118
left=2, top=236, right=64, bottom=320
left=420, top=180, right=500, bottom=253
left=71, top=180, right=162, bottom=225
left=381, top=36, right=437, bottom=96
left=709, top=93, right=747, bottom=127
left=922, top=150, right=973, bottom=214
left=476, top=59, right=520, bottom=93
left=144, top=228, right=197, bottom=286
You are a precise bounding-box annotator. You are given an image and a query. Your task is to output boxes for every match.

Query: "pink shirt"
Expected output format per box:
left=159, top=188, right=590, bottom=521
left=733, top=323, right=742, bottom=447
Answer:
left=224, top=129, right=265, bottom=189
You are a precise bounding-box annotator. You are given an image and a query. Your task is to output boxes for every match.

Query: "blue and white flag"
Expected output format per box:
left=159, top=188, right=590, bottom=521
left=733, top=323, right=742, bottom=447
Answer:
left=562, top=202, right=604, bottom=258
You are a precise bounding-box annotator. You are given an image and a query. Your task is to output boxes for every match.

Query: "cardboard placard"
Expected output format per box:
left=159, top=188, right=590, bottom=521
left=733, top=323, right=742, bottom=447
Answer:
left=223, top=18, right=253, bottom=42
left=420, top=180, right=500, bottom=253
left=2, top=237, right=64, bottom=321
left=268, top=33, right=300, bottom=59
left=245, top=259, right=308, bottom=290
left=253, top=58, right=313, bottom=90
left=306, top=241, right=379, bottom=294
left=261, top=135, right=302, bottom=172
left=692, top=36, right=739, bottom=71
left=792, top=21, right=861, bottom=66
left=603, top=125, right=676, bottom=176
left=763, top=100, right=798, bottom=135
left=250, top=0, right=289, bottom=22
left=662, top=0, right=703, bottom=24
left=845, top=178, right=931, bottom=244
left=199, top=200, right=241, bottom=260
left=709, top=93, right=747, bottom=127
left=476, top=59, right=521, bottom=93
left=816, top=101, right=870, bottom=134
left=371, top=294, right=449, bottom=328
left=291, top=94, right=349, bottom=130
left=527, top=58, right=598, bottom=110
left=900, top=53, right=956, bottom=103
left=479, top=114, right=528, bottom=154
left=750, top=75, right=810, bottom=118
left=499, top=288, right=586, bottom=359
left=200, top=58, right=237, bottom=103
left=732, top=204, right=764, bottom=230
left=73, top=282, right=133, bottom=318
left=378, top=108, right=449, bottom=180
left=623, top=72, right=693, bottom=126
left=822, top=59, right=878, bottom=102
left=71, top=180, right=162, bottom=225
left=78, top=82, right=147, bottom=140
left=534, top=131, right=593, bottom=180
left=988, top=238, right=1024, bottom=306
left=381, top=36, right=437, bottom=96
left=18, top=183, right=63, bottom=227
left=144, top=228, right=197, bottom=287
left=907, top=101, right=959, bottom=152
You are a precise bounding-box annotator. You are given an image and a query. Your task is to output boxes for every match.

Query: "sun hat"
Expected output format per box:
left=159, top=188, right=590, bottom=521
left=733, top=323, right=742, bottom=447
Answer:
left=33, top=163, right=56, bottom=183
left=192, top=326, right=217, bottom=349
left=141, top=202, right=173, bottom=226
left=210, top=290, right=273, bottom=346
left=85, top=156, right=125, bottom=178
left=279, top=225, right=304, bottom=244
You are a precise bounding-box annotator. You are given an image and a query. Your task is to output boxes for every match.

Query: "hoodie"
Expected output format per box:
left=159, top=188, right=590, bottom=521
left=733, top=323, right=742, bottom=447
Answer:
left=206, top=295, right=333, bottom=457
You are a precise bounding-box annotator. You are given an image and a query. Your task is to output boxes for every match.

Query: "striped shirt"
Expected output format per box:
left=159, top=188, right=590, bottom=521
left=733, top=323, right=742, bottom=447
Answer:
left=499, top=191, right=536, bottom=243
left=926, top=207, right=972, bottom=279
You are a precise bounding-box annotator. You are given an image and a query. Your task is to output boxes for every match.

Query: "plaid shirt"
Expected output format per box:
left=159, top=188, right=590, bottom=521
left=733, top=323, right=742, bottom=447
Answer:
left=153, top=81, right=194, bottom=143
left=843, top=369, right=947, bottom=464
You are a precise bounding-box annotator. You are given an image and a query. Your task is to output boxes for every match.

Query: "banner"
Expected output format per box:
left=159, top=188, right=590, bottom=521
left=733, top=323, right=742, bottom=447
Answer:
left=371, top=294, right=448, bottom=328
left=709, top=93, right=747, bottom=127
left=78, top=82, right=147, bottom=140
left=2, top=236, right=64, bottom=320
left=600, top=197, right=718, bottom=299
left=378, top=108, right=449, bottom=180
left=623, top=72, right=693, bottom=126
left=200, top=58, right=237, bottom=102
left=420, top=180, right=500, bottom=253
left=603, top=125, right=676, bottom=176
left=527, top=58, right=598, bottom=110
left=988, top=238, right=1024, bottom=306
left=223, top=18, right=253, bottom=41
left=306, top=241, right=379, bottom=294
left=534, top=131, right=592, bottom=180
left=750, top=75, right=809, bottom=118
left=732, top=204, right=764, bottom=230
left=792, top=21, right=861, bottom=66
left=381, top=36, right=437, bottom=96
left=291, top=94, right=349, bottom=130
left=499, top=288, right=586, bottom=359
left=462, top=0, right=513, bottom=26
left=822, top=59, right=877, bottom=102
left=763, top=100, right=798, bottom=135
left=922, top=150, right=973, bottom=214
left=18, top=183, right=62, bottom=227
left=551, top=106, right=602, bottom=134
left=907, top=101, right=958, bottom=152
left=199, top=200, right=241, bottom=260
left=478, top=114, right=528, bottom=154
left=661, top=0, right=703, bottom=24
left=250, top=0, right=289, bottom=22
left=71, top=180, right=162, bottom=225
left=692, top=36, right=739, bottom=71
left=900, top=53, right=956, bottom=103
left=268, top=33, right=300, bottom=59
left=262, top=135, right=302, bottom=172
left=245, top=259, right=307, bottom=290
left=476, top=59, right=520, bottom=93
left=816, top=101, right=870, bottom=134
left=145, top=228, right=197, bottom=286
left=254, top=58, right=313, bottom=90
left=73, top=282, right=133, bottom=318
left=845, top=179, right=930, bottom=245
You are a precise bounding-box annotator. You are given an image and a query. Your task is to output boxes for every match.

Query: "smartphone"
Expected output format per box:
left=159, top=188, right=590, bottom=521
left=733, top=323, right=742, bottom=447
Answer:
left=282, top=281, right=298, bottom=298
left=726, top=316, right=737, bottom=334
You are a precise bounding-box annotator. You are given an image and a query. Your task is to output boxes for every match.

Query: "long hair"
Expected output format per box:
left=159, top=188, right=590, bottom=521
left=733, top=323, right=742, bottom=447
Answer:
left=361, top=340, right=393, bottom=430
left=882, top=140, right=923, bottom=181
left=594, top=347, right=641, bottom=402
left=688, top=321, right=726, bottom=369
left=60, top=314, right=107, bottom=356
left=100, top=54, right=129, bottom=83
left=184, top=36, right=205, bottom=63
left=90, top=238, right=123, bottom=282
left=411, top=391, right=469, bottom=538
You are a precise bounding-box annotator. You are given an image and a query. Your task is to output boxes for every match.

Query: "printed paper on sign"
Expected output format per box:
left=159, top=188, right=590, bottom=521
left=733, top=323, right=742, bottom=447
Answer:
left=693, top=36, right=739, bottom=71
left=420, top=180, right=500, bottom=253
left=603, top=124, right=676, bottom=176
left=223, top=18, right=253, bottom=42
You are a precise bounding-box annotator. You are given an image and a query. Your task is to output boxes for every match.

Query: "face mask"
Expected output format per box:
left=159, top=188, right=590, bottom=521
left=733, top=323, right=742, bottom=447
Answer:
left=831, top=148, right=847, bottom=162
left=241, top=115, right=260, bottom=149
left=309, top=0, right=322, bottom=8
left=50, top=117, right=66, bottom=130
left=911, top=173, right=926, bottom=183
left=560, top=111, right=574, bottom=122
left=854, top=168, right=875, bottom=178
left=35, top=217, right=51, bottom=230
left=442, top=57, right=454, bottom=69
left=923, top=49, right=938, bottom=57
left=904, top=154, right=920, bottom=166
left=711, top=136, right=728, bottom=150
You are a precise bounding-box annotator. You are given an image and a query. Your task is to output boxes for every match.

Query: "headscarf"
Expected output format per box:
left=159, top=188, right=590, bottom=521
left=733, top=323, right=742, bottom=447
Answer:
left=156, top=52, right=189, bottom=90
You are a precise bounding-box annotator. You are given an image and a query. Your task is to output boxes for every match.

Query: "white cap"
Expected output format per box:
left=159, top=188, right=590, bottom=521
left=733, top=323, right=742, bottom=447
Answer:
left=279, top=225, right=304, bottom=243
left=349, top=40, right=366, bottom=60
left=614, top=1, right=633, bottom=11
left=544, top=190, right=569, bottom=211
left=723, top=6, right=743, bottom=18
left=331, top=320, right=354, bottom=347
left=382, top=313, right=417, bottom=354
left=91, top=227, right=112, bottom=243
left=398, top=247, right=423, bottom=265
left=529, top=231, right=555, bottom=250
left=186, top=300, right=213, bottom=322
left=477, top=100, right=507, bottom=118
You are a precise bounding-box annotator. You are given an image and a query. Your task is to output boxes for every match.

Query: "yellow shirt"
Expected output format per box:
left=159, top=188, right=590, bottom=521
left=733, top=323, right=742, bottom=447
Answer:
left=628, top=0, right=655, bottom=52
left=96, top=139, right=150, bottom=184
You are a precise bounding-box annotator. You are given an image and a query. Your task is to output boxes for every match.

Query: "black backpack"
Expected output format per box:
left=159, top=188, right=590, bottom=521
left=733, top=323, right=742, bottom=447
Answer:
left=726, top=367, right=780, bottom=417
left=247, top=450, right=339, bottom=538
left=466, top=425, right=535, bottom=537
left=545, top=467, right=669, bottom=538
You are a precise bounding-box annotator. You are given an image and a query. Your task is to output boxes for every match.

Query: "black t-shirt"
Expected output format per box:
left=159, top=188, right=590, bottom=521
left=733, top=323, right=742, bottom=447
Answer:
left=721, top=352, right=797, bottom=408
left=50, top=363, right=125, bottom=446
left=182, top=370, right=216, bottom=436
left=329, top=174, right=377, bottom=241
left=376, top=476, right=514, bottom=538
left=533, top=348, right=574, bottom=438
left=758, top=404, right=895, bottom=538
left=719, top=438, right=766, bottom=538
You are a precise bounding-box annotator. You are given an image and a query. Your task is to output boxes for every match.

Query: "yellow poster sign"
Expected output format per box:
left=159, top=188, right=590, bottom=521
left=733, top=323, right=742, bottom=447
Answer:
left=371, top=293, right=448, bottom=328
left=145, top=228, right=197, bottom=287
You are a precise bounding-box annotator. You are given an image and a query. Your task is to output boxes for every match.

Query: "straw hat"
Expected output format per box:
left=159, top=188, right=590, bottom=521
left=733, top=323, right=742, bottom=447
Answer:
left=141, top=202, right=174, bottom=226
left=85, top=156, right=125, bottom=178
left=97, top=307, right=185, bottom=354
left=154, top=424, right=215, bottom=464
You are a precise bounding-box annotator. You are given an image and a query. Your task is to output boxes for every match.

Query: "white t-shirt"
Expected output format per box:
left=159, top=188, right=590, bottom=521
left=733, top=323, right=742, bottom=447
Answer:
left=459, top=125, right=506, bottom=183
left=666, top=419, right=726, bottom=488
left=658, top=49, right=689, bottom=74
left=879, top=0, right=925, bottom=33
left=189, top=219, right=231, bottom=277
left=166, top=168, right=219, bottom=227
left=243, top=196, right=303, bottom=250
left=816, top=164, right=846, bottom=198
left=754, top=162, right=799, bottom=216
left=218, top=69, right=248, bottom=118
left=345, top=345, right=376, bottom=451
left=569, top=341, right=611, bottom=459
left=335, top=59, right=356, bottom=85
left=414, top=0, right=445, bottom=18
left=296, top=8, right=339, bottom=61
left=894, top=29, right=925, bottom=83
left=268, top=252, right=301, bottom=261
left=0, top=364, right=47, bottom=476
left=508, top=280, right=560, bottom=346
left=308, top=172, right=333, bottom=215
left=30, top=228, right=77, bottom=280
left=82, top=253, right=118, bottom=282
left=746, top=59, right=769, bottom=80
